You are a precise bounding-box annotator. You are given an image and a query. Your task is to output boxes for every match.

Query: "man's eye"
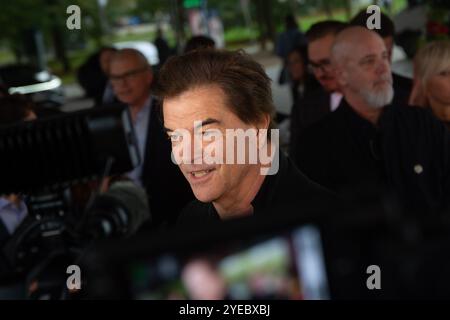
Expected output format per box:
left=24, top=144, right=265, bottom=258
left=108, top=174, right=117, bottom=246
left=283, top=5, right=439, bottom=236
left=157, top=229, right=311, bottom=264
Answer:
left=362, top=58, right=376, bottom=66
left=439, top=70, right=450, bottom=77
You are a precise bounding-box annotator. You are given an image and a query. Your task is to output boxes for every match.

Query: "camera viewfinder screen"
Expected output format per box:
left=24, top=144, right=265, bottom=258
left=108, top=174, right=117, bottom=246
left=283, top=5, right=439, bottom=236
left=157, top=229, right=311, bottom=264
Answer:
left=126, top=225, right=329, bottom=300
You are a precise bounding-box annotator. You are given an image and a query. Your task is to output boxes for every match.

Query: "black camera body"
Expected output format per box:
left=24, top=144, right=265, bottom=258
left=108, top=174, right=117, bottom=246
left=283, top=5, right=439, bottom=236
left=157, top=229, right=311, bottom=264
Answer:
left=0, top=104, right=149, bottom=299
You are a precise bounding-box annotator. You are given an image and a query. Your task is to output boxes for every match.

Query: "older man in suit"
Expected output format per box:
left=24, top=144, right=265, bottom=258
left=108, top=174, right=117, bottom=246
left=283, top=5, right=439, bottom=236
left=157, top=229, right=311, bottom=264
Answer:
left=108, top=49, right=193, bottom=228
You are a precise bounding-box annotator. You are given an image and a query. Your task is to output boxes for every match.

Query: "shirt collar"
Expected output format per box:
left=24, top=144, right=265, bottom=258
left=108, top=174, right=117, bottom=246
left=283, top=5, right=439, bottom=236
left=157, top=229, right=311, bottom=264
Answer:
left=330, top=92, right=343, bottom=112
left=0, top=197, right=10, bottom=210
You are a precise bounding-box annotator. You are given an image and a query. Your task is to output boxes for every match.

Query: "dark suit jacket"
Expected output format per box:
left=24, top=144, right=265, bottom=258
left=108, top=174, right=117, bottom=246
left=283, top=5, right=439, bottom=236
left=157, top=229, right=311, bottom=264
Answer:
left=140, top=98, right=194, bottom=227
left=0, top=222, right=11, bottom=280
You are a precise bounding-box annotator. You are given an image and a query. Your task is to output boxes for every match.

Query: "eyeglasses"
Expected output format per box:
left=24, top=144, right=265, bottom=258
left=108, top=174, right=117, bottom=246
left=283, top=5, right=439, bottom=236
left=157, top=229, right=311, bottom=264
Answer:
left=110, top=66, right=149, bottom=84
left=308, top=59, right=332, bottom=74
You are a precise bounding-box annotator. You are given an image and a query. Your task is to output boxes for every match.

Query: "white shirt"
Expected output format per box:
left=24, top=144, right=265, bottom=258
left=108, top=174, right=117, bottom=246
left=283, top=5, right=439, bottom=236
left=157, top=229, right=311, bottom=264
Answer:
left=0, top=197, right=28, bottom=235
left=330, top=92, right=343, bottom=112
left=126, top=97, right=152, bottom=186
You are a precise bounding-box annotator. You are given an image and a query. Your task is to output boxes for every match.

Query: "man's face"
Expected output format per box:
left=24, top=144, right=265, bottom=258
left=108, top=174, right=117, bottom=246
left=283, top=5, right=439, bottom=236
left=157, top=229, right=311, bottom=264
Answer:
left=163, top=85, right=264, bottom=204
left=308, top=34, right=339, bottom=92
left=182, top=260, right=226, bottom=300
left=109, top=57, right=153, bottom=107
left=338, top=35, right=394, bottom=109
left=287, top=51, right=305, bottom=82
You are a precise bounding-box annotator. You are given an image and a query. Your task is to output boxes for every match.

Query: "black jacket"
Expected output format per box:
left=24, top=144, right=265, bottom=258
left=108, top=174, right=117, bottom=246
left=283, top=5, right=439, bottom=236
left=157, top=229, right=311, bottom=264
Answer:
left=295, top=99, right=450, bottom=214
left=176, top=151, right=338, bottom=227
left=0, top=222, right=8, bottom=248
left=289, top=86, right=330, bottom=160
left=392, top=72, right=413, bottom=107
left=289, top=72, right=412, bottom=160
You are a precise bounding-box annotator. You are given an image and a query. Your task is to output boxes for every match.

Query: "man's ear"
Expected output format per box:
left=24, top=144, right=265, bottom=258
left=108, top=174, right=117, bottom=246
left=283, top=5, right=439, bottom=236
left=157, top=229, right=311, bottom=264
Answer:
left=256, top=113, right=271, bottom=149
left=258, top=113, right=271, bottom=132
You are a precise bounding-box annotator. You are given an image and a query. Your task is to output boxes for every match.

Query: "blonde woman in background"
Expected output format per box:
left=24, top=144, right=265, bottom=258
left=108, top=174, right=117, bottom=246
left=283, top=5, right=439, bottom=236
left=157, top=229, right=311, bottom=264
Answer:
left=410, top=40, right=450, bottom=129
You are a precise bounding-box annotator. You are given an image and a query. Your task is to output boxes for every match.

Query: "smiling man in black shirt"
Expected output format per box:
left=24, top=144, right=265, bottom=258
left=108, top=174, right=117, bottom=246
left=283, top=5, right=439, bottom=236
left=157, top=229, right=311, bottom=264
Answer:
left=154, top=49, right=336, bottom=226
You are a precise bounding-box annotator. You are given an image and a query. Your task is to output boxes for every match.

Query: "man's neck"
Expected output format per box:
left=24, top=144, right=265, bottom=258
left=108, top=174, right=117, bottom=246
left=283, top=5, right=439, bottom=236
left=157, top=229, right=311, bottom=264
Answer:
left=345, top=93, right=383, bottom=126
left=213, top=165, right=266, bottom=220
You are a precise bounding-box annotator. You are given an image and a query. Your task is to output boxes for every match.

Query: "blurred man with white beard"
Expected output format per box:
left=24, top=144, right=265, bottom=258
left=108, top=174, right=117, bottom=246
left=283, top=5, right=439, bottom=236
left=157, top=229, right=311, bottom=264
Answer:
left=296, top=27, right=450, bottom=214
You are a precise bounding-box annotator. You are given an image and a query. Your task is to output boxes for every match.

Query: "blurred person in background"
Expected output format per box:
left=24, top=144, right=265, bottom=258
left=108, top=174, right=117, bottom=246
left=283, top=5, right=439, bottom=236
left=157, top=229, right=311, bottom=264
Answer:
left=289, top=21, right=347, bottom=159
left=296, top=27, right=450, bottom=215
left=275, top=14, right=307, bottom=86
left=350, top=9, right=413, bottom=106
left=410, top=40, right=450, bottom=129
left=181, top=257, right=228, bottom=300
left=286, top=45, right=309, bottom=104
left=283, top=45, right=312, bottom=151
left=77, top=46, right=118, bottom=106
left=154, top=28, right=172, bottom=68
left=183, top=35, right=216, bottom=53
left=0, top=94, right=36, bottom=244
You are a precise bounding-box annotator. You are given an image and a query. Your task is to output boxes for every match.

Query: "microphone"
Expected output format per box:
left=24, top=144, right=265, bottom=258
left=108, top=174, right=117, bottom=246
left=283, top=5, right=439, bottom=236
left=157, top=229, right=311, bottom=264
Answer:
left=84, top=180, right=151, bottom=239
left=0, top=104, right=140, bottom=195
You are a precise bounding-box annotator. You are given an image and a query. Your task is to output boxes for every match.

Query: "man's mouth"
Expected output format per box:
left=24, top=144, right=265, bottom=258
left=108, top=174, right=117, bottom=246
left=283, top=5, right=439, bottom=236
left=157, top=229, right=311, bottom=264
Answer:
left=375, top=76, right=392, bottom=86
left=319, top=76, right=334, bottom=84
left=190, top=168, right=215, bottom=178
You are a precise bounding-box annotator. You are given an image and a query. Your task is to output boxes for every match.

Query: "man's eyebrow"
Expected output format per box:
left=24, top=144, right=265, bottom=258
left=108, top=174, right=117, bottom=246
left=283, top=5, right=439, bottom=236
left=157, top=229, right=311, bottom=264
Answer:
left=359, top=53, right=377, bottom=62
left=194, top=118, right=220, bottom=130
left=310, top=58, right=330, bottom=65
left=164, top=118, right=220, bottom=133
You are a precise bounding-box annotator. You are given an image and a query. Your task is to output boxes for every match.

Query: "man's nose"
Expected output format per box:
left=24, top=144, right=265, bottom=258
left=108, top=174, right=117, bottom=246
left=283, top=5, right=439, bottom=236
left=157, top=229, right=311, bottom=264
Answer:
left=113, top=79, right=127, bottom=87
left=177, top=133, right=203, bottom=164
left=191, top=133, right=204, bottom=163
left=376, top=59, right=390, bottom=75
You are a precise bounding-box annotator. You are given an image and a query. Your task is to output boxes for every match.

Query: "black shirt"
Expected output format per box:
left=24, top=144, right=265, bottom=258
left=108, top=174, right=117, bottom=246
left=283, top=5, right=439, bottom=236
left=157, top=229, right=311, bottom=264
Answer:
left=296, top=99, right=450, bottom=214
left=176, top=151, right=337, bottom=227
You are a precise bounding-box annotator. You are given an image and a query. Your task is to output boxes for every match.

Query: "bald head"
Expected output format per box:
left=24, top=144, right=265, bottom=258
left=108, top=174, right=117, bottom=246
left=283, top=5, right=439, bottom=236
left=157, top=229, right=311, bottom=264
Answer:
left=331, top=26, right=386, bottom=67
left=110, top=48, right=150, bottom=70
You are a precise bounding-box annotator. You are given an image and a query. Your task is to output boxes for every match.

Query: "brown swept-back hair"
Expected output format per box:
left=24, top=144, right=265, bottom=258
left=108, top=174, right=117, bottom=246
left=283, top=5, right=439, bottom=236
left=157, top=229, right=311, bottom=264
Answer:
left=153, top=49, right=276, bottom=131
